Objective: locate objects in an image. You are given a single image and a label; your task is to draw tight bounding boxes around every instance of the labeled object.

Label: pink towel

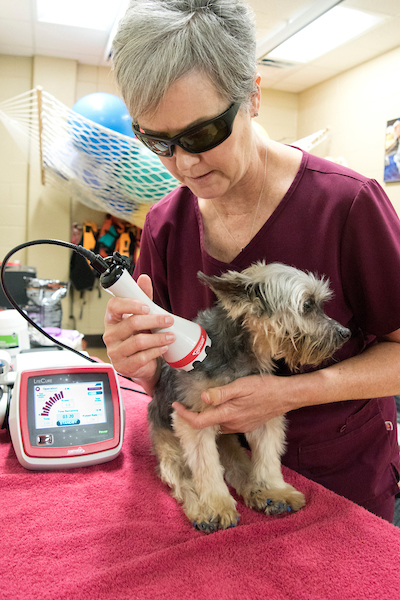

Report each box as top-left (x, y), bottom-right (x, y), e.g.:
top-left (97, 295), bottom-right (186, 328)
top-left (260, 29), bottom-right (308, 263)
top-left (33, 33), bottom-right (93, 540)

top-left (1, 379), bottom-right (400, 600)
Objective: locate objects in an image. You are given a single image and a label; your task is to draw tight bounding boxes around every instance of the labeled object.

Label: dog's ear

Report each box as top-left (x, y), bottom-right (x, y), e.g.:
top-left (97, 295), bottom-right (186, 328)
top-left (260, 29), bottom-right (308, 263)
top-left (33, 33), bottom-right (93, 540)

top-left (197, 270), bottom-right (248, 299)
top-left (197, 270), bottom-right (264, 317)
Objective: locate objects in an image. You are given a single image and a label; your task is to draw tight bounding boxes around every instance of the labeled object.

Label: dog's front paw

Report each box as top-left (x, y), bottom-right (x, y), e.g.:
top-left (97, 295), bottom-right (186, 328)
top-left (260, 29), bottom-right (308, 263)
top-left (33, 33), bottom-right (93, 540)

top-left (191, 504), bottom-right (240, 533)
top-left (244, 485), bottom-right (305, 515)
top-left (192, 514), bottom-right (239, 533)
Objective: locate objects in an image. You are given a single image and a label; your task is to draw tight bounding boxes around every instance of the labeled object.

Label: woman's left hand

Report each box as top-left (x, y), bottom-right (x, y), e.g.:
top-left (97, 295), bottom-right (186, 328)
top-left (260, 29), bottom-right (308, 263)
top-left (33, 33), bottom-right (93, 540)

top-left (172, 374), bottom-right (293, 433)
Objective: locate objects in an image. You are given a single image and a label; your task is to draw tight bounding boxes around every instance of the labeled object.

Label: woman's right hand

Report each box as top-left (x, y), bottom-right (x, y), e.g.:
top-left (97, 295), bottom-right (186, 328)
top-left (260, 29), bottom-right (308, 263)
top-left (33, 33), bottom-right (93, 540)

top-left (103, 274), bottom-right (175, 394)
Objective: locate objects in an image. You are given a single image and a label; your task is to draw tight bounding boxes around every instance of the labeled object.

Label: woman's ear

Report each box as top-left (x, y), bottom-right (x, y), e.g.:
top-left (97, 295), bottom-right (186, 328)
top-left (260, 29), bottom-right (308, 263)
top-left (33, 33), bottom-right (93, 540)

top-left (250, 73), bottom-right (261, 118)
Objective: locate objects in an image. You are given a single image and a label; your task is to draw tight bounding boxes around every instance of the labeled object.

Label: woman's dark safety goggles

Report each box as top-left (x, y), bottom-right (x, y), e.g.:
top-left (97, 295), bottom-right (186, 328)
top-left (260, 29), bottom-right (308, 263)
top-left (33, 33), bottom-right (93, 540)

top-left (132, 102), bottom-right (241, 157)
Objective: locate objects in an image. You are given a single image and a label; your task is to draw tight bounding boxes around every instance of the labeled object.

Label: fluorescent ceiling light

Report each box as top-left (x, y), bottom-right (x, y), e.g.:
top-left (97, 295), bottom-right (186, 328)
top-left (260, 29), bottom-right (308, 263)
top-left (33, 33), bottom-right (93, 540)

top-left (267, 6), bottom-right (383, 63)
top-left (36, 0), bottom-right (124, 31)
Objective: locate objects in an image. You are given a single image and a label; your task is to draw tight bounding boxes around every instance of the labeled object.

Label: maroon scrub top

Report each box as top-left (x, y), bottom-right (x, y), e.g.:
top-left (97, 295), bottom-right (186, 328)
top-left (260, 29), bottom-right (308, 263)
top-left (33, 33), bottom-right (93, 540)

top-left (134, 149), bottom-right (400, 518)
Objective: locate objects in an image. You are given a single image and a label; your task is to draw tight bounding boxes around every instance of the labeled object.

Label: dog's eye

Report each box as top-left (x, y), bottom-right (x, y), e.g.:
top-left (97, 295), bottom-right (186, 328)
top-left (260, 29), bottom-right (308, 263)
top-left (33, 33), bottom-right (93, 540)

top-left (302, 299), bottom-right (314, 313)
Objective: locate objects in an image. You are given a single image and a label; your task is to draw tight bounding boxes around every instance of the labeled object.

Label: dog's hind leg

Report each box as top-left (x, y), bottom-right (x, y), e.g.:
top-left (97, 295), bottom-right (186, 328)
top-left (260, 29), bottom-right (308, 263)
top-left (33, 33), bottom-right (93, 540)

top-left (172, 414), bottom-right (240, 533)
top-left (217, 434), bottom-right (251, 496)
top-left (244, 416), bottom-right (305, 515)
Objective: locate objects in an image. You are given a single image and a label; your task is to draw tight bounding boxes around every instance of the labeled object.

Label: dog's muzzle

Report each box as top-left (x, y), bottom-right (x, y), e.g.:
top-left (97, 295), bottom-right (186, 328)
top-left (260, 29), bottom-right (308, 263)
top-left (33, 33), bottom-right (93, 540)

top-left (336, 325), bottom-right (351, 342)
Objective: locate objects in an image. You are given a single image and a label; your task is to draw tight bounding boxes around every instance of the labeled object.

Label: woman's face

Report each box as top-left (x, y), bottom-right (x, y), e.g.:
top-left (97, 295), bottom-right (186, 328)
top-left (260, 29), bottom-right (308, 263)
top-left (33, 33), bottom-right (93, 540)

top-left (136, 71), bottom-right (259, 200)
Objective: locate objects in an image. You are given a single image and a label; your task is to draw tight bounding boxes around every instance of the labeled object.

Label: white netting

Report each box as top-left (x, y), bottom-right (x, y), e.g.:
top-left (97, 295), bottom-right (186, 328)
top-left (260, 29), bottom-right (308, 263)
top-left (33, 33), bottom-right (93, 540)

top-left (294, 127), bottom-right (330, 152)
top-left (0, 87), bottom-right (330, 228)
top-left (0, 87), bottom-right (179, 228)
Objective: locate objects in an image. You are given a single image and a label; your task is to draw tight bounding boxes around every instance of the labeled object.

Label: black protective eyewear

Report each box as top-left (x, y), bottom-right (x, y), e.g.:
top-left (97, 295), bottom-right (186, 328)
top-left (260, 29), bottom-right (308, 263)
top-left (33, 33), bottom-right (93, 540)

top-left (132, 102), bottom-right (241, 157)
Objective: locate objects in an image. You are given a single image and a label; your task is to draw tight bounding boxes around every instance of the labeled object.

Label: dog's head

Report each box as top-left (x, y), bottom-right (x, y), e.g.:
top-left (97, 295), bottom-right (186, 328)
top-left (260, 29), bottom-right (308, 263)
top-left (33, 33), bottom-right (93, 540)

top-left (198, 262), bottom-right (350, 371)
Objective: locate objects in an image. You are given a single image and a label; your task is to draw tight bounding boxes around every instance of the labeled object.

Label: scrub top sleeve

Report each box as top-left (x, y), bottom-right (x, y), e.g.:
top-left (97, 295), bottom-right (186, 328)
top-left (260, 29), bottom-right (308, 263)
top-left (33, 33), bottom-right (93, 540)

top-left (340, 179), bottom-right (400, 336)
top-left (133, 212), bottom-right (171, 312)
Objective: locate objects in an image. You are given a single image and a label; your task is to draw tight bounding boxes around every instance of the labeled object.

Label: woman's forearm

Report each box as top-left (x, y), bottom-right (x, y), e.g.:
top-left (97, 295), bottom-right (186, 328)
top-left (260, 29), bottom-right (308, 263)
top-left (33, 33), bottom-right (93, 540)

top-left (289, 340), bottom-right (400, 412)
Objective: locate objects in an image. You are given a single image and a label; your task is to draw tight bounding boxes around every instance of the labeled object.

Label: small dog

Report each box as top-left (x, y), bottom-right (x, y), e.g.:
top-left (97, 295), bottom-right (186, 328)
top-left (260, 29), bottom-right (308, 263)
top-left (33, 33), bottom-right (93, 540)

top-left (148, 262), bottom-right (350, 533)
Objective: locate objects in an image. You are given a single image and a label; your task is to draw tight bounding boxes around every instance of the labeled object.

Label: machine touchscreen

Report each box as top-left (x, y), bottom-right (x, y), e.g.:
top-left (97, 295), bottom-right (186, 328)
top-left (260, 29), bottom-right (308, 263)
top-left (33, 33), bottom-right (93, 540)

top-left (9, 363), bottom-right (124, 469)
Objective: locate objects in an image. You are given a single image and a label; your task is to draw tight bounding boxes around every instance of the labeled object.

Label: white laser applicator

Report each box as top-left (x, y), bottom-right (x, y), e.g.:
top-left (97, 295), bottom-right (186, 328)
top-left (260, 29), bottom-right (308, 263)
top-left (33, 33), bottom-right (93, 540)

top-left (99, 254), bottom-right (211, 372)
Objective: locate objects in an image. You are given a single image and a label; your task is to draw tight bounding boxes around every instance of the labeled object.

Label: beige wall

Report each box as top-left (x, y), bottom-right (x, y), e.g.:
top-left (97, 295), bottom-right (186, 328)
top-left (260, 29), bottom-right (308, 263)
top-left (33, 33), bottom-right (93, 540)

top-left (0, 56), bottom-right (32, 265)
top-left (26, 56), bottom-right (77, 282)
top-left (257, 88), bottom-right (298, 145)
top-left (0, 46), bottom-right (399, 334)
top-left (297, 45), bottom-right (400, 215)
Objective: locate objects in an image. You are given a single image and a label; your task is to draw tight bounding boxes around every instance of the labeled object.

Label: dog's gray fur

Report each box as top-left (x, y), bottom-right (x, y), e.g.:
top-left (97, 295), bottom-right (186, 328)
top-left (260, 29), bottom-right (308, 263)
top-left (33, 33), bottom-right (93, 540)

top-left (148, 262), bottom-right (350, 533)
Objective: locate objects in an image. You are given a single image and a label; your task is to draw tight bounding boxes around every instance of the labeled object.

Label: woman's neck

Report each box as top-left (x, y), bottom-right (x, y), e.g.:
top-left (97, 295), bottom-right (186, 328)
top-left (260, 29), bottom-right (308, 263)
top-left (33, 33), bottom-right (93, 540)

top-left (197, 141), bottom-right (303, 263)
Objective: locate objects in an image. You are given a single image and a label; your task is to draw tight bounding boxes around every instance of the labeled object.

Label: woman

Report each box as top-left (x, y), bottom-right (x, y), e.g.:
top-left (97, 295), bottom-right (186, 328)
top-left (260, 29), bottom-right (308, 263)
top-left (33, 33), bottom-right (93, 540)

top-left (104, 0), bottom-right (400, 522)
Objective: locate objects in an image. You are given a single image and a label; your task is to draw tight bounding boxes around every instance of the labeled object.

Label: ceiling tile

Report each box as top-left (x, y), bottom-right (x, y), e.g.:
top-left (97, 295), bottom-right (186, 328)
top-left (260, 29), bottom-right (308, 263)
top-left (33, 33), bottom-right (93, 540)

top-left (272, 64), bottom-right (340, 93)
top-left (258, 63), bottom-right (296, 87)
top-left (345, 0), bottom-right (400, 17)
top-left (0, 19), bottom-right (33, 48)
top-left (0, 0), bottom-right (32, 20)
top-left (33, 22), bottom-right (108, 54)
top-left (249, 0), bottom-right (317, 28)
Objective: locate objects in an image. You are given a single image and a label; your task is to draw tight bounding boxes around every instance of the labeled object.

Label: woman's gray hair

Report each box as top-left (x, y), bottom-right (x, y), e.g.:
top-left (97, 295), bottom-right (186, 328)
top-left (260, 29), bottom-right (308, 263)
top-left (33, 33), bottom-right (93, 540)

top-left (112, 0), bottom-right (257, 120)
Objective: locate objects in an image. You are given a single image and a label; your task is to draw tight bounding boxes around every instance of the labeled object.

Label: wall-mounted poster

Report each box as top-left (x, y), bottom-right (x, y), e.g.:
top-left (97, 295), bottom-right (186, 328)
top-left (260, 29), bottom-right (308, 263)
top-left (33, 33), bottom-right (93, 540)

top-left (384, 118), bottom-right (400, 183)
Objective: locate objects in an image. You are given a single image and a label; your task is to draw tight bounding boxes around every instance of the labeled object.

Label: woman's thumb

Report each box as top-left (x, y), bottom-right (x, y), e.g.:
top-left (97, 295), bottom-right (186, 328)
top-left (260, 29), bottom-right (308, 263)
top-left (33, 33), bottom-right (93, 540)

top-left (202, 380), bottom-right (240, 406)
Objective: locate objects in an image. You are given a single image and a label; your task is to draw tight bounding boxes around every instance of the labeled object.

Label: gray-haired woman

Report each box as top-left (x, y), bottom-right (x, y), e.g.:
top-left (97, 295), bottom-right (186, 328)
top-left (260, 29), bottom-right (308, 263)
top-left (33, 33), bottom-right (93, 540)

top-left (104, 0), bottom-right (400, 522)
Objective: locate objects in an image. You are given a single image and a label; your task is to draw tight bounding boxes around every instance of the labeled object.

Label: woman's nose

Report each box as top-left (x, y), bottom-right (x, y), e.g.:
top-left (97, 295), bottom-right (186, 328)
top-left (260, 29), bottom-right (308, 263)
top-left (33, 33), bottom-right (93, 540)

top-left (173, 145), bottom-right (201, 171)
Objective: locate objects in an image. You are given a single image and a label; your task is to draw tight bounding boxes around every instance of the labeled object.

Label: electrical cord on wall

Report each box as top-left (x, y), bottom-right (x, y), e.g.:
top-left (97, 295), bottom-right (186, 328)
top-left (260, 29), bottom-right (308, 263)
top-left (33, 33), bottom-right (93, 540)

top-left (0, 238), bottom-right (149, 396)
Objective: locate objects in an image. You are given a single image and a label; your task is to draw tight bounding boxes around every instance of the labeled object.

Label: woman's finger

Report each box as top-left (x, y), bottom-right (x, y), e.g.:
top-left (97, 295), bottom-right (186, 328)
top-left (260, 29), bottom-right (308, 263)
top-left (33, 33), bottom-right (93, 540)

top-left (172, 401), bottom-right (223, 430)
top-left (201, 379), bottom-right (247, 406)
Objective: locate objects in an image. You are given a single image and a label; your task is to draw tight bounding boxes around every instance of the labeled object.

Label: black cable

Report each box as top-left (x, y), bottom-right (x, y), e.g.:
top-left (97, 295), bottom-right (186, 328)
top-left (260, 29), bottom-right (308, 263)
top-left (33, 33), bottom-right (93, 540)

top-left (1, 238), bottom-right (149, 396)
top-left (120, 385), bottom-right (148, 395)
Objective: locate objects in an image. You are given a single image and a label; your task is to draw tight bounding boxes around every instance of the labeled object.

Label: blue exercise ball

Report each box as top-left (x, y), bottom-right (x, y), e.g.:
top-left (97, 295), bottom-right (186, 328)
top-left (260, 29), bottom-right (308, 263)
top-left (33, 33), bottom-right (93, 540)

top-left (72, 93), bottom-right (134, 136)
top-left (69, 93), bottom-right (134, 159)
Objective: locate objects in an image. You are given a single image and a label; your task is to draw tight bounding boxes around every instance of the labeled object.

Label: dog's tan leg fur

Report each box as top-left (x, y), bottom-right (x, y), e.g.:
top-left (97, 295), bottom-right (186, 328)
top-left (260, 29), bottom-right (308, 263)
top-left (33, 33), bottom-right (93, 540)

top-left (172, 414), bottom-right (239, 531)
top-left (244, 417), bottom-right (305, 514)
top-left (150, 426), bottom-right (202, 519)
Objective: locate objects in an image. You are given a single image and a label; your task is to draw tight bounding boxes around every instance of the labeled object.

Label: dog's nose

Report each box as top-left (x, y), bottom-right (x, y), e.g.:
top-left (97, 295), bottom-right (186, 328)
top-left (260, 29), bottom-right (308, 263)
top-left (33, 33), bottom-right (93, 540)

top-left (338, 326), bottom-right (351, 342)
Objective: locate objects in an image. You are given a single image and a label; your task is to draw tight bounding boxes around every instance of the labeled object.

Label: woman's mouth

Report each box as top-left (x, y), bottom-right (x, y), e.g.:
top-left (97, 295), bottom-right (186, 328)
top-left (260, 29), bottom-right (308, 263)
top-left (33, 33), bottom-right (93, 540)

top-left (187, 171), bottom-right (212, 181)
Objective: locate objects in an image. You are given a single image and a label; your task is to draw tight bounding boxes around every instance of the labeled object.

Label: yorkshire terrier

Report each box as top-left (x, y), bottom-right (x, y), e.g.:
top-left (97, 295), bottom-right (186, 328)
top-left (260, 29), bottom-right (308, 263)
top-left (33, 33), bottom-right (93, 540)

top-left (148, 262), bottom-right (350, 533)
